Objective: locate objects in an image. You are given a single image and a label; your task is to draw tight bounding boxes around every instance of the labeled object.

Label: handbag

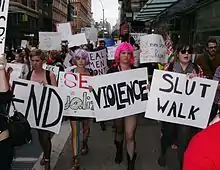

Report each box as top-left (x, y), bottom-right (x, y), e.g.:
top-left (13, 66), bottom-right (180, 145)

top-left (0, 101), bottom-right (32, 147)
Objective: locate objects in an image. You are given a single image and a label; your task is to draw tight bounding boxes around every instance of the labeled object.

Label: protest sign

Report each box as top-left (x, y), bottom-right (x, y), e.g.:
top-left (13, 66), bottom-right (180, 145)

top-left (58, 72), bottom-right (94, 117)
top-left (145, 70), bottom-right (218, 128)
top-left (107, 46), bottom-right (117, 60)
top-left (89, 49), bottom-right (108, 75)
top-left (140, 34), bottom-right (166, 64)
top-left (6, 63), bottom-right (25, 83)
top-left (81, 27), bottom-right (98, 42)
top-left (90, 68), bottom-right (149, 121)
top-left (130, 33), bottom-right (147, 45)
top-left (39, 32), bottom-right (62, 51)
top-left (42, 63), bottom-right (59, 80)
top-left (56, 22), bottom-right (72, 41)
top-left (21, 40), bottom-right (28, 48)
top-left (10, 79), bottom-right (66, 134)
top-left (68, 33), bottom-right (87, 48)
top-left (0, 0), bottom-right (9, 54)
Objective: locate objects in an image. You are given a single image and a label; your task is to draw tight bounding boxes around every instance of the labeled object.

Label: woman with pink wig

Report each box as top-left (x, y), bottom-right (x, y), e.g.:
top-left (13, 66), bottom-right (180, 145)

top-left (107, 42), bottom-right (136, 170)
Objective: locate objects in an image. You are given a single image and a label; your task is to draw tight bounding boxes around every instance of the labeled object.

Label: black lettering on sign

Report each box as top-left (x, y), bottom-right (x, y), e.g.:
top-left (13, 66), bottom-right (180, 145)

top-left (159, 74), bottom-right (173, 93)
top-left (42, 88), bottom-right (63, 128)
top-left (65, 92), bottom-right (94, 111)
top-left (9, 81), bottom-right (28, 112)
top-left (25, 85), bottom-right (47, 126)
top-left (157, 97), bottom-right (200, 120)
top-left (92, 80), bottom-right (148, 110)
top-left (0, 0), bottom-right (6, 12)
top-left (199, 83), bottom-right (211, 98)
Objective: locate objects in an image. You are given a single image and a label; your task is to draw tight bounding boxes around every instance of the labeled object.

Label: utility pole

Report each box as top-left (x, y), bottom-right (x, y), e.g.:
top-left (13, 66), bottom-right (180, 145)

top-left (99, 0), bottom-right (105, 38)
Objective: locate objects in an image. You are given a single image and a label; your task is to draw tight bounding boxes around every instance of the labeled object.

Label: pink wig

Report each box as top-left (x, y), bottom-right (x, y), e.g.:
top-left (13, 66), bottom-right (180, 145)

top-left (114, 42), bottom-right (134, 64)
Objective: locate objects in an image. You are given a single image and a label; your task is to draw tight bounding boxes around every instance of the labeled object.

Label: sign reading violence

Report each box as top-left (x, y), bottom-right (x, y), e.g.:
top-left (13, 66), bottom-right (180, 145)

top-left (58, 72), bottom-right (94, 118)
top-left (89, 49), bottom-right (108, 75)
top-left (145, 70), bottom-right (218, 128)
top-left (89, 68), bottom-right (149, 121)
top-left (10, 79), bottom-right (66, 134)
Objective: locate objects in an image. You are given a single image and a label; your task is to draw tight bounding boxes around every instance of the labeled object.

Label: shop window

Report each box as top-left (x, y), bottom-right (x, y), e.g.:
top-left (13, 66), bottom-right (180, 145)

top-left (31, 0), bottom-right (36, 10)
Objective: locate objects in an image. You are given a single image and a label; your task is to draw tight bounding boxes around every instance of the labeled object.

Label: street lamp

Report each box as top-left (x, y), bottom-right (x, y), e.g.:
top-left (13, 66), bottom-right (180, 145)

top-left (98, 0), bottom-right (105, 38)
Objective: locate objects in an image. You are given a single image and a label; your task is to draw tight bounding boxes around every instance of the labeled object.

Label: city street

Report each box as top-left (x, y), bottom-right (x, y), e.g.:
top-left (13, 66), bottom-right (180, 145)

top-left (54, 116), bottom-right (179, 170)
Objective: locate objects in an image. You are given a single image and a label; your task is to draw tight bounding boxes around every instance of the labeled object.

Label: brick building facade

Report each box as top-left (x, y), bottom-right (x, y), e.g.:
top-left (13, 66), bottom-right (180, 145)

top-left (72, 0), bottom-right (92, 33)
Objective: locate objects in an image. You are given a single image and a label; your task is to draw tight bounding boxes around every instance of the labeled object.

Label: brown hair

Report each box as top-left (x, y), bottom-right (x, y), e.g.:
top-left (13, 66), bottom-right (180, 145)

top-left (206, 38), bottom-right (217, 47)
top-left (29, 49), bottom-right (47, 61)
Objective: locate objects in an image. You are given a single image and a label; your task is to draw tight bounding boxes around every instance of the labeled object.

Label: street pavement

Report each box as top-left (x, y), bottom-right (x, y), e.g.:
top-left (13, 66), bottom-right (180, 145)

top-left (12, 130), bottom-right (42, 170)
top-left (54, 116), bottom-right (180, 170)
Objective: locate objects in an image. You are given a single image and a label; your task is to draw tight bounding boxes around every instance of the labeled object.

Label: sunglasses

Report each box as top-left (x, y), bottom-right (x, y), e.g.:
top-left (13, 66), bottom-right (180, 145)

top-left (208, 46), bottom-right (217, 49)
top-left (180, 49), bottom-right (193, 54)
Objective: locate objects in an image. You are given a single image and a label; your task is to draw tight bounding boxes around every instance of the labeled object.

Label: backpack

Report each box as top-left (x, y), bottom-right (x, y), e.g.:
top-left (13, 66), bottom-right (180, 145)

top-left (167, 62), bottom-right (200, 74)
top-left (26, 70), bottom-right (51, 85)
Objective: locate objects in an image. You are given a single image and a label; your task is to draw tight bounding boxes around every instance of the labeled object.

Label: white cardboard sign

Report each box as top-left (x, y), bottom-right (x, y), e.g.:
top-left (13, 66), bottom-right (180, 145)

top-left (89, 68), bottom-right (149, 121)
top-left (39, 32), bottom-right (62, 51)
top-left (56, 22), bottom-right (72, 41)
top-left (107, 46), bottom-right (117, 60)
top-left (0, 0), bottom-right (9, 54)
top-left (145, 70), bottom-right (218, 129)
top-left (140, 34), bottom-right (166, 64)
top-left (68, 33), bottom-right (87, 48)
top-left (89, 49), bottom-right (108, 75)
top-left (11, 79), bottom-right (67, 134)
top-left (58, 72), bottom-right (94, 118)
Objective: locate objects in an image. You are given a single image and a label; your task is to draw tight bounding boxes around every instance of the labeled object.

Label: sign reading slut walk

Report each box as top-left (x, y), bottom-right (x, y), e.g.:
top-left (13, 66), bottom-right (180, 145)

top-left (90, 68), bottom-right (149, 121)
top-left (145, 70), bottom-right (218, 128)
top-left (58, 72), bottom-right (94, 118)
top-left (10, 79), bottom-right (67, 134)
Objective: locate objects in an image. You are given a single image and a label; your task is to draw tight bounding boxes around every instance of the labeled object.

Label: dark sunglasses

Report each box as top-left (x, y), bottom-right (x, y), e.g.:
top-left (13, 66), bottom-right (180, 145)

top-left (208, 46), bottom-right (217, 49)
top-left (180, 49), bottom-right (193, 54)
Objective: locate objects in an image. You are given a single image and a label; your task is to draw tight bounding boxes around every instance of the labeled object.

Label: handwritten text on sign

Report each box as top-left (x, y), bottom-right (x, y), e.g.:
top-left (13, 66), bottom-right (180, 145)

top-left (89, 49), bottom-right (108, 75)
top-left (58, 72), bottom-right (94, 117)
top-left (90, 68), bottom-right (149, 121)
top-left (145, 70), bottom-right (218, 128)
top-left (0, 0), bottom-right (10, 54)
top-left (140, 34), bottom-right (166, 64)
top-left (11, 79), bottom-right (66, 134)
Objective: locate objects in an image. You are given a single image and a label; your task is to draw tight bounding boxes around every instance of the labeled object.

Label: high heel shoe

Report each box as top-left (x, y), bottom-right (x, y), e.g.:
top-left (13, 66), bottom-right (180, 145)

top-left (81, 140), bottom-right (89, 155)
top-left (71, 156), bottom-right (80, 170)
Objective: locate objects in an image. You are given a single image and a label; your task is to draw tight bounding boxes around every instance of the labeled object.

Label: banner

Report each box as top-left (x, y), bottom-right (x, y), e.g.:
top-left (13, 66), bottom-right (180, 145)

top-left (56, 22), bottom-right (72, 41)
top-left (90, 68), bottom-right (149, 121)
top-left (58, 72), bottom-right (94, 118)
top-left (39, 32), bottom-right (62, 51)
top-left (42, 63), bottom-right (59, 80)
top-left (0, 0), bottom-right (9, 54)
top-left (145, 70), bottom-right (218, 128)
top-left (11, 79), bottom-right (67, 134)
top-left (140, 34), bottom-right (166, 64)
top-left (21, 40), bottom-right (28, 48)
top-left (88, 49), bottom-right (108, 75)
top-left (81, 27), bottom-right (98, 42)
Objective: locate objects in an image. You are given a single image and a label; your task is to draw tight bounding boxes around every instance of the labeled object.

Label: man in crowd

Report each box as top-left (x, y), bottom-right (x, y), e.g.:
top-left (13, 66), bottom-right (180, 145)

top-left (196, 38), bottom-right (220, 122)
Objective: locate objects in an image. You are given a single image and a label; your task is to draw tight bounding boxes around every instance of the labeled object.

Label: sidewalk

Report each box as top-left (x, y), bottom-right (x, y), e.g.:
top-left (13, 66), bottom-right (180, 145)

top-left (54, 117), bottom-right (179, 170)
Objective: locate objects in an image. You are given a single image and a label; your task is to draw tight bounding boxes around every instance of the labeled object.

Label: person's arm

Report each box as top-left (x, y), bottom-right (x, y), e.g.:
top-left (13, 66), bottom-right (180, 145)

top-left (0, 54), bottom-right (9, 92)
top-left (50, 72), bottom-right (57, 86)
top-left (213, 67), bottom-right (220, 89)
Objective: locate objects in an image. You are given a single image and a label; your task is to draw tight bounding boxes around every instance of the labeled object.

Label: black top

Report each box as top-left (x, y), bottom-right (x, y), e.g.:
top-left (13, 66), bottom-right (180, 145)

top-left (107, 65), bottom-right (134, 74)
top-left (0, 90), bottom-right (12, 132)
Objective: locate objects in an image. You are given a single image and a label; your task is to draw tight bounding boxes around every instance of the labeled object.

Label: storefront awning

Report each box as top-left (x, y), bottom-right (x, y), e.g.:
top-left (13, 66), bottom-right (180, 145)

top-left (134, 0), bottom-right (179, 22)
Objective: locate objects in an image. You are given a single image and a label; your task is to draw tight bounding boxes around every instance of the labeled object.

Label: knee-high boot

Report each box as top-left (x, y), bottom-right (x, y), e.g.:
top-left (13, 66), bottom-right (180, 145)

top-left (114, 140), bottom-right (123, 164)
top-left (127, 152), bottom-right (137, 170)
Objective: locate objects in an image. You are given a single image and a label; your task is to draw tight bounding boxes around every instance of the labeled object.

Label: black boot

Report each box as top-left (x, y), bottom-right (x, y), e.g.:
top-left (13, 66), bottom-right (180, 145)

top-left (114, 140), bottom-right (123, 164)
top-left (127, 152), bottom-right (137, 170)
top-left (158, 155), bottom-right (166, 167)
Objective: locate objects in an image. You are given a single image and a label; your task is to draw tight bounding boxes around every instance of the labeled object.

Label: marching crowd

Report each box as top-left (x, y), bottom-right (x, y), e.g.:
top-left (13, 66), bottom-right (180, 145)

top-left (0, 36), bottom-right (220, 170)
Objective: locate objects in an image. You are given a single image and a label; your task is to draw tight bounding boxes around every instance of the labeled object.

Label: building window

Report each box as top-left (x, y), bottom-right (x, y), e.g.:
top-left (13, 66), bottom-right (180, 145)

top-left (30, 0), bottom-right (36, 10)
top-left (22, 0), bottom-right (28, 6)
